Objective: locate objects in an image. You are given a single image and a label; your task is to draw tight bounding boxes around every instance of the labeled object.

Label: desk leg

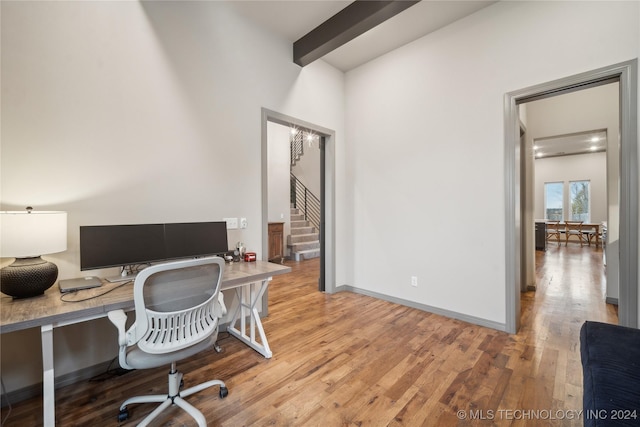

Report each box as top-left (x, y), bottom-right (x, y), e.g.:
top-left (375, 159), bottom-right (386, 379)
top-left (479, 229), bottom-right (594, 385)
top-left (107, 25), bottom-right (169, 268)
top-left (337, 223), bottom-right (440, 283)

top-left (227, 279), bottom-right (272, 358)
top-left (41, 324), bottom-right (55, 427)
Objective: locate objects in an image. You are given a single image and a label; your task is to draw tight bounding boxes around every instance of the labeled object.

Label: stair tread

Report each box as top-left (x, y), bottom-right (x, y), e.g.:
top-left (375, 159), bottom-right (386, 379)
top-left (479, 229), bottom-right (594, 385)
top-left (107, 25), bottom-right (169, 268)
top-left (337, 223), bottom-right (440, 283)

top-left (289, 235), bottom-right (319, 242)
top-left (291, 227), bottom-right (315, 234)
top-left (294, 248), bottom-right (321, 254)
top-left (289, 241), bottom-right (320, 251)
top-left (289, 241), bottom-right (320, 246)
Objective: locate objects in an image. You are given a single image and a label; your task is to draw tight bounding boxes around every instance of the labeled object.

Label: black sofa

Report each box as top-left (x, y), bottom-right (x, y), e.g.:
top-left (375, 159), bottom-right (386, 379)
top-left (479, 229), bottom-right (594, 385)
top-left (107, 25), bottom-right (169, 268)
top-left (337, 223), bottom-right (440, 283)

top-left (580, 321), bottom-right (640, 427)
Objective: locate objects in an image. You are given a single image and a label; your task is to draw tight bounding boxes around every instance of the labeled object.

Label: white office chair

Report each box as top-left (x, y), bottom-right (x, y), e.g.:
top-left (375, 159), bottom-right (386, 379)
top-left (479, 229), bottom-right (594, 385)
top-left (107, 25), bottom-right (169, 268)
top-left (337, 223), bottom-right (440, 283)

top-left (107, 257), bottom-right (228, 427)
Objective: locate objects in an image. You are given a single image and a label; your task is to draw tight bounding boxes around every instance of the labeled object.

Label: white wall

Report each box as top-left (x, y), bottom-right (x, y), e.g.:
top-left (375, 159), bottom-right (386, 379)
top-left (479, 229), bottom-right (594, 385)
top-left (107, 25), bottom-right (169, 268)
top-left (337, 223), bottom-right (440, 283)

top-left (344, 1), bottom-right (638, 326)
top-left (0, 1), bottom-right (345, 393)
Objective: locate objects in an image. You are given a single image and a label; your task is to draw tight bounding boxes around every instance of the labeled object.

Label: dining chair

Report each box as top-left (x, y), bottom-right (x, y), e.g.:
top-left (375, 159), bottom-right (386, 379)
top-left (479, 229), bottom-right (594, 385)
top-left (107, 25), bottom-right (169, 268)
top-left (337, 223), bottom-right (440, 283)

top-left (545, 220), bottom-right (562, 246)
top-left (565, 221), bottom-right (586, 246)
top-left (582, 225), bottom-right (598, 246)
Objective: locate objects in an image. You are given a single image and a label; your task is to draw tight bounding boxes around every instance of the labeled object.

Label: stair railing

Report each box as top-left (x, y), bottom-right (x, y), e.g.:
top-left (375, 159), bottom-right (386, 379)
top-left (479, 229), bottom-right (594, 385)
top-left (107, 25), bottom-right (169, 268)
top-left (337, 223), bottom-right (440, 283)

top-left (290, 173), bottom-right (320, 232)
top-left (290, 130), bottom-right (304, 166)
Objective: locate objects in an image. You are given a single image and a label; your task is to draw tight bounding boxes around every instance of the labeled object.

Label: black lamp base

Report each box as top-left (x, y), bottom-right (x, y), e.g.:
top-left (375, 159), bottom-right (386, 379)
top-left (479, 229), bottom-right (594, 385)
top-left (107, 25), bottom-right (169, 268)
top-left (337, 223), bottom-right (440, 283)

top-left (1, 257), bottom-right (58, 298)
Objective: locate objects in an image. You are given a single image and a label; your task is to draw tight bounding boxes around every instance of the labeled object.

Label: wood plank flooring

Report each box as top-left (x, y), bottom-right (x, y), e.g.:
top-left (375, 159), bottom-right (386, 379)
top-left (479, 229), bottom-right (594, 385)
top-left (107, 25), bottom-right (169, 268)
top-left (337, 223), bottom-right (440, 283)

top-left (2, 245), bottom-right (617, 426)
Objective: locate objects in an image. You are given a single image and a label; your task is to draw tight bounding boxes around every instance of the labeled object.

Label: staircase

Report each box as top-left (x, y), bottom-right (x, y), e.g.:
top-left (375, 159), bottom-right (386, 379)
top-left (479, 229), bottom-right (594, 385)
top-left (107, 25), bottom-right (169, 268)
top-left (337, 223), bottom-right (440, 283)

top-left (288, 207), bottom-right (320, 261)
top-left (291, 129), bottom-right (304, 166)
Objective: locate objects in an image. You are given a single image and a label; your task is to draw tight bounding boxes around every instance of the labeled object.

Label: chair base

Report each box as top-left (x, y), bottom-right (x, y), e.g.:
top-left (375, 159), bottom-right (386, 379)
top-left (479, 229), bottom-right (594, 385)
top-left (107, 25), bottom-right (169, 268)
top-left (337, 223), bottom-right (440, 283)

top-left (118, 366), bottom-right (227, 427)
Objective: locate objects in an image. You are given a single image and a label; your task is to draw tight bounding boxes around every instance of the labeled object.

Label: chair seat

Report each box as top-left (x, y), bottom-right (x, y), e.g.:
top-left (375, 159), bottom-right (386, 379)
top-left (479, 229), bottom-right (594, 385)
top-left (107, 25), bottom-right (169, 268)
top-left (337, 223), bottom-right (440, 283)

top-left (124, 331), bottom-right (217, 370)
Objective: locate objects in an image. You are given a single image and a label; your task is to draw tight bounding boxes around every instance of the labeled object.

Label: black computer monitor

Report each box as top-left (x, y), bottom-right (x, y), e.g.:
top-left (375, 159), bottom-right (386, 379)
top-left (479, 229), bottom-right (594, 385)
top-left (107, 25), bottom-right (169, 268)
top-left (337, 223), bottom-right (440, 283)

top-left (80, 224), bottom-right (166, 270)
top-left (165, 222), bottom-right (229, 260)
top-left (80, 221), bottom-right (229, 272)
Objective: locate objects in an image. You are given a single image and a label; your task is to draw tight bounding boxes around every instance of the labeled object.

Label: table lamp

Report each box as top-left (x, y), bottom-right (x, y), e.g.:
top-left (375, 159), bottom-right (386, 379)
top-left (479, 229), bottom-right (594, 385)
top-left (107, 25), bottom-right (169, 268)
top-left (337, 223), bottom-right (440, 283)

top-left (0, 208), bottom-right (67, 298)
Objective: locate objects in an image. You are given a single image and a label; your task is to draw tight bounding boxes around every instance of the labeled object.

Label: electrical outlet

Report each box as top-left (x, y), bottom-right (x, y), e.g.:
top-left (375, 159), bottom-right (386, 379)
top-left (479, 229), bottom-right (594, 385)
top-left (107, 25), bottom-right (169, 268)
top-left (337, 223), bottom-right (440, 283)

top-left (240, 218), bottom-right (248, 229)
top-left (223, 218), bottom-right (238, 230)
top-left (411, 276), bottom-right (418, 287)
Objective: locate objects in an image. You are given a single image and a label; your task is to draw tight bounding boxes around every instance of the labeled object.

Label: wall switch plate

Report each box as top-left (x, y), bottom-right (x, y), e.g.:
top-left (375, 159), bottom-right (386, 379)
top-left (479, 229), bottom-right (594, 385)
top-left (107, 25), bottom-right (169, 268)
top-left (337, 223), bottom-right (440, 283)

top-left (411, 276), bottom-right (418, 287)
top-left (240, 218), bottom-right (248, 229)
top-left (223, 218), bottom-right (238, 229)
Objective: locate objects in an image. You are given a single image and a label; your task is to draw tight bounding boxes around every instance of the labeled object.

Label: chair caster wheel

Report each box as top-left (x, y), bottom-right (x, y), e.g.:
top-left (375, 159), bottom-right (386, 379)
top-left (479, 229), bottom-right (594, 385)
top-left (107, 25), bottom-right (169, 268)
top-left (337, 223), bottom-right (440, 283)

top-left (118, 408), bottom-right (129, 422)
top-left (219, 386), bottom-right (229, 398)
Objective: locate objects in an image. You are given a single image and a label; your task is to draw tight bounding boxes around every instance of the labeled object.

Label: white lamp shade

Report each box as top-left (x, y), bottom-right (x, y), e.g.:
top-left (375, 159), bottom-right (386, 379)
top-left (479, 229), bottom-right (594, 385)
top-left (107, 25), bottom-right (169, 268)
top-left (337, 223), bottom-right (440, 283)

top-left (0, 211), bottom-right (67, 258)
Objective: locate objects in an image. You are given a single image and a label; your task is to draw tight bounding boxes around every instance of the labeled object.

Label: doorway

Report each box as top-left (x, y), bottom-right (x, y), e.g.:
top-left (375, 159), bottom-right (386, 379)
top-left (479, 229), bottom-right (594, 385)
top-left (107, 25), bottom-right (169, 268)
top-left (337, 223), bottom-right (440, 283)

top-left (504, 60), bottom-right (638, 333)
top-left (261, 108), bottom-right (336, 297)
top-left (523, 84), bottom-right (617, 299)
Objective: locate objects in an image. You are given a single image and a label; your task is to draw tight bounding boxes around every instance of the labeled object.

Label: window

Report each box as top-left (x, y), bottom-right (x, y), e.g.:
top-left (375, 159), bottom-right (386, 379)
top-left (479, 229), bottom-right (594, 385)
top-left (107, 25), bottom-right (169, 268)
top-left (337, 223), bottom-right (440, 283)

top-left (570, 180), bottom-right (590, 222)
top-left (544, 182), bottom-right (563, 220)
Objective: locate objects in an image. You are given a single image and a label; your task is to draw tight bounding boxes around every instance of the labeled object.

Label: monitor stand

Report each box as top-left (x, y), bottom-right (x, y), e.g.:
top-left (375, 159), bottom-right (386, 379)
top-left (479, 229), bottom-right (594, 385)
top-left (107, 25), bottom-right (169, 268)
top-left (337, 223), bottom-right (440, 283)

top-left (105, 273), bottom-right (138, 283)
top-left (105, 265), bottom-right (139, 283)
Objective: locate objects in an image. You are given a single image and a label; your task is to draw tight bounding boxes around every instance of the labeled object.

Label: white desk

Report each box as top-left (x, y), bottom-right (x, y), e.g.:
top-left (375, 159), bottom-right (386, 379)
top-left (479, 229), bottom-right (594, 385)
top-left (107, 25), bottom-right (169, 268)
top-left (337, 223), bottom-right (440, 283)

top-left (0, 260), bottom-right (290, 427)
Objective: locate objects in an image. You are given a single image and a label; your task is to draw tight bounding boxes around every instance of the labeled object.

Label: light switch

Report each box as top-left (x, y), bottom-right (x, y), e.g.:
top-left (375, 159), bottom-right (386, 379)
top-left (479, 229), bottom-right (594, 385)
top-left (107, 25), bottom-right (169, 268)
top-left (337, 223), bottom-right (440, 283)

top-left (223, 218), bottom-right (238, 229)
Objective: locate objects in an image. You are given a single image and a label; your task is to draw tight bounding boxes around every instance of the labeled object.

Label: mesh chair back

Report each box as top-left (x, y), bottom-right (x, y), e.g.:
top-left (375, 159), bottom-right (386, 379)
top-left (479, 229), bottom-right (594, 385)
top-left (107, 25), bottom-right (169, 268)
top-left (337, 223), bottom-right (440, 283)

top-left (131, 258), bottom-right (224, 354)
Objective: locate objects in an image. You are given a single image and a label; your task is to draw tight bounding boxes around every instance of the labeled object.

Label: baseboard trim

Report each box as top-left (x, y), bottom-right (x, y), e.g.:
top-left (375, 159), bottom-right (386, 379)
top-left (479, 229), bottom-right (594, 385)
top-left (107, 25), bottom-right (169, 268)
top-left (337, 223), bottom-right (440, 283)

top-left (1, 359), bottom-right (114, 408)
top-left (606, 297), bottom-right (619, 306)
top-left (334, 285), bottom-right (507, 332)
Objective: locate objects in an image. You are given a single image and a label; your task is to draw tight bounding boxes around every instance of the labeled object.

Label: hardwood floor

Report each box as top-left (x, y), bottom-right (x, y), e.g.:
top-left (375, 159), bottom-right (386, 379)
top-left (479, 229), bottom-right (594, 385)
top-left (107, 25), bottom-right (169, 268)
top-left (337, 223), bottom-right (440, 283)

top-left (2, 246), bottom-right (617, 426)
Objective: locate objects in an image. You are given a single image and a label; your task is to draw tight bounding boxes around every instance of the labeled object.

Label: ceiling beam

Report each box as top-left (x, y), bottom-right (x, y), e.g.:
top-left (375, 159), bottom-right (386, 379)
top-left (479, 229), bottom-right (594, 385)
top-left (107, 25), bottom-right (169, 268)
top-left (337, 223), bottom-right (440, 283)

top-left (293, 0), bottom-right (420, 67)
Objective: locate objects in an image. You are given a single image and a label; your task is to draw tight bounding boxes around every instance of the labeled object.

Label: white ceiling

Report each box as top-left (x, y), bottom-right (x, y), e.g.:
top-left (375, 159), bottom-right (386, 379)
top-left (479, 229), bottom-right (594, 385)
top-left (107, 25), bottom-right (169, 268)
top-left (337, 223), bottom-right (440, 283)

top-left (534, 130), bottom-right (608, 159)
top-left (228, 0), bottom-right (497, 72)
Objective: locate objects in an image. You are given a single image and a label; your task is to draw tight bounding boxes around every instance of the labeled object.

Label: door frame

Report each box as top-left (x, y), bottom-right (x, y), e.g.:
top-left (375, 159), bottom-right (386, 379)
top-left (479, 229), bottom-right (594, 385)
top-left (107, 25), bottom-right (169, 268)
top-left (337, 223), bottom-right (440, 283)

top-left (504, 60), bottom-right (638, 333)
top-left (261, 108), bottom-right (336, 297)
